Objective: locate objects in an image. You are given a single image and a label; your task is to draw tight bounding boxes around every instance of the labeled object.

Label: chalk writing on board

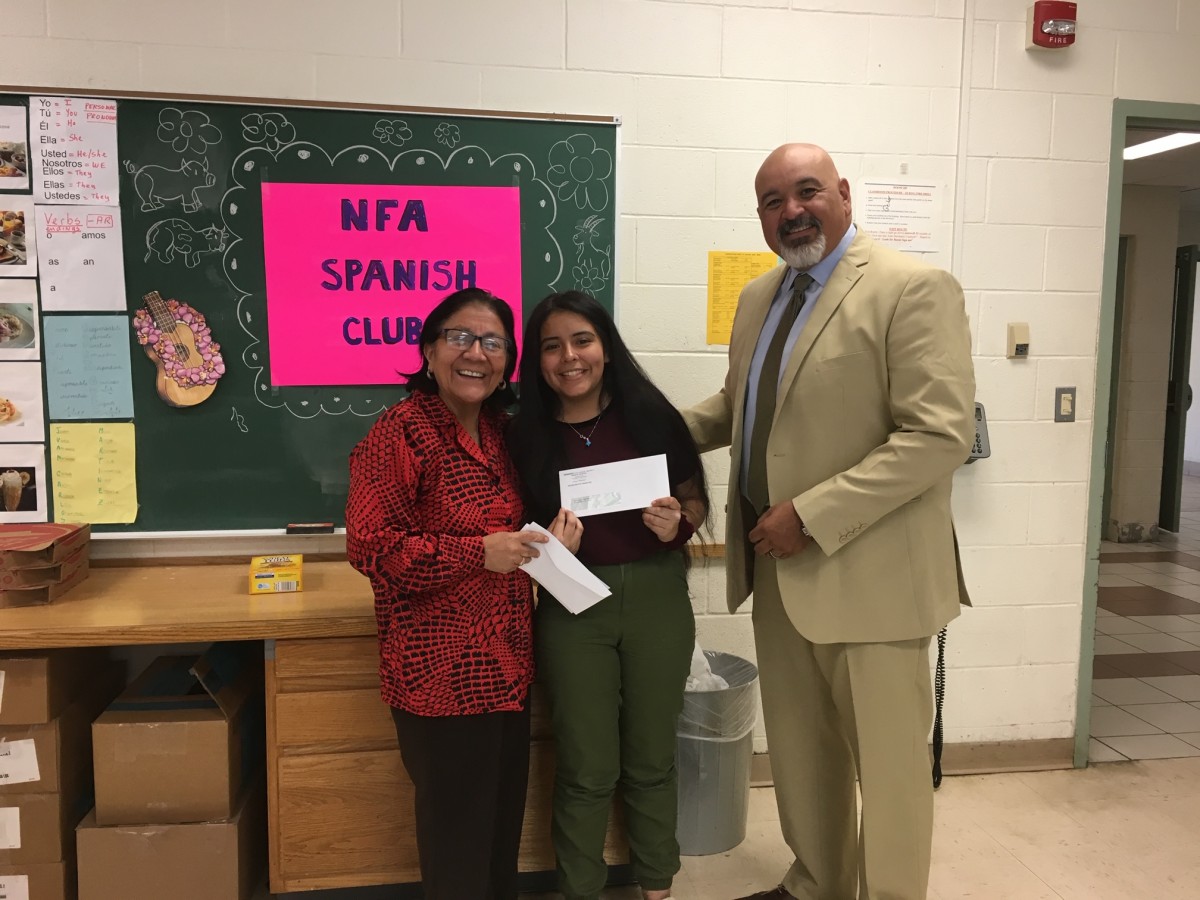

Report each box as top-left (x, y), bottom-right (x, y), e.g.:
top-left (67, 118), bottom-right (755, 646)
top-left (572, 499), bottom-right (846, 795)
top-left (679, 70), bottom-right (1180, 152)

top-left (124, 157), bottom-right (216, 213)
top-left (143, 218), bottom-right (227, 268)
top-left (30, 96), bottom-right (120, 205)
top-left (572, 215), bottom-right (612, 294)
top-left (156, 108), bottom-right (223, 156)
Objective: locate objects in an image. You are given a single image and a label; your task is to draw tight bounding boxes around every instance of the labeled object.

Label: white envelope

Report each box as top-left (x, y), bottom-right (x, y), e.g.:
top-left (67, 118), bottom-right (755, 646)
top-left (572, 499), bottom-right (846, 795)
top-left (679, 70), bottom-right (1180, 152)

top-left (518, 522), bottom-right (611, 615)
top-left (558, 453), bottom-right (670, 518)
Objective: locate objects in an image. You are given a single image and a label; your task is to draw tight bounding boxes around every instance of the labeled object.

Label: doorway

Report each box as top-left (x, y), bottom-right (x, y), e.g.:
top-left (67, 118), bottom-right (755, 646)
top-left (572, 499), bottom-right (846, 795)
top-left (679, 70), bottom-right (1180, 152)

top-left (1086, 105), bottom-right (1200, 766)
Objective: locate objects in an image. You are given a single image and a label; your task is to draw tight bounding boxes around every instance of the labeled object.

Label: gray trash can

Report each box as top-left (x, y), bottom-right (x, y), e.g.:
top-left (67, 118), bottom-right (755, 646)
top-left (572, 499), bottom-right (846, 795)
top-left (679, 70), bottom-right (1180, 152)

top-left (675, 650), bottom-right (759, 856)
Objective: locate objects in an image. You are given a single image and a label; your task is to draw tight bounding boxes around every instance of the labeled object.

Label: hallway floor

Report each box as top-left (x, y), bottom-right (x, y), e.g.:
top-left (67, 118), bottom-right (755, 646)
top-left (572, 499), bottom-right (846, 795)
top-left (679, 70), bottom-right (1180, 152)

top-left (1094, 475), bottom-right (1200, 761)
top-left (524, 760), bottom-right (1200, 898)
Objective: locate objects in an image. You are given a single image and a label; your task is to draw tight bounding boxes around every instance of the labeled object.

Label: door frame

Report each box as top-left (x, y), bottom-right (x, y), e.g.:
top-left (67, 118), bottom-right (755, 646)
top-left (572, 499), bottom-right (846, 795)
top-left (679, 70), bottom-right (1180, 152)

top-left (1160, 245), bottom-right (1200, 532)
top-left (1081, 100), bottom-right (1200, 766)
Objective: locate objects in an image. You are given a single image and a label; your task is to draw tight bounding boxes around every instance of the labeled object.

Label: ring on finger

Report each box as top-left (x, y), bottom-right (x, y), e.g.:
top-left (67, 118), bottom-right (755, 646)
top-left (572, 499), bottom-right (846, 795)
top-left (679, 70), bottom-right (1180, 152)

top-left (769, 550), bottom-right (783, 560)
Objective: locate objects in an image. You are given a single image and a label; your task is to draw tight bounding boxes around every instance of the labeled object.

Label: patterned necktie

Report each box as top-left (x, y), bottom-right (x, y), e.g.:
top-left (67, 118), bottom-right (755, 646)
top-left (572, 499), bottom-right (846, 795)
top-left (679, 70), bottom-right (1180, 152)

top-left (746, 273), bottom-right (814, 514)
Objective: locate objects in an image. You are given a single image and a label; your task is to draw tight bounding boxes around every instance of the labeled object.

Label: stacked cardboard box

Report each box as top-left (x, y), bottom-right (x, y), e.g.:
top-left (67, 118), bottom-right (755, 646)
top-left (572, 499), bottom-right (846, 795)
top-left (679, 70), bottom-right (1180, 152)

top-left (77, 644), bottom-right (266, 900)
top-left (0, 649), bottom-right (124, 900)
top-left (0, 524), bottom-right (91, 608)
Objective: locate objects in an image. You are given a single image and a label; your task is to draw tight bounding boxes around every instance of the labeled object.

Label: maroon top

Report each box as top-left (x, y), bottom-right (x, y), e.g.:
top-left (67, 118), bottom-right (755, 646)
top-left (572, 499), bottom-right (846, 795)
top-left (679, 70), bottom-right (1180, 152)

top-left (346, 391), bottom-right (534, 716)
top-left (557, 409), bottom-right (696, 567)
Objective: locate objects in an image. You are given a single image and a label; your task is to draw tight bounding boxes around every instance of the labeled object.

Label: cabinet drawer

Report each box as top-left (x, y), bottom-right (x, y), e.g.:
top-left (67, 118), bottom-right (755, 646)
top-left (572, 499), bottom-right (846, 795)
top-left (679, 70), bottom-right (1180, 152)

top-left (276, 749), bottom-right (419, 888)
top-left (275, 688), bottom-right (395, 754)
top-left (273, 637), bottom-right (379, 692)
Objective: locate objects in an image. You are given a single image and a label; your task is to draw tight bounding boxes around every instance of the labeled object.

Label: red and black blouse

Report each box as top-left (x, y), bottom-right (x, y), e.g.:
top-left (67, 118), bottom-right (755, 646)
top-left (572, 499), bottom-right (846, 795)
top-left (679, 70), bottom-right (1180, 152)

top-left (346, 390), bottom-right (534, 717)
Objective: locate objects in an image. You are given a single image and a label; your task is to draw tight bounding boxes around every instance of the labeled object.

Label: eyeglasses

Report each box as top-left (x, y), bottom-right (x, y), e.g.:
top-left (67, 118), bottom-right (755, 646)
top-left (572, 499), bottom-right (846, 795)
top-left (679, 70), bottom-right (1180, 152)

top-left (440, 328), bottom-right (512, 355)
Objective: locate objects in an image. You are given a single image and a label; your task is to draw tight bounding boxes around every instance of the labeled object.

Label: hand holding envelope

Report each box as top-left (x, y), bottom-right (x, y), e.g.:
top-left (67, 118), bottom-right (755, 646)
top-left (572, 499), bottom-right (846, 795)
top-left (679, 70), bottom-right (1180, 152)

top-left (518, 522), bottom-right (611, 615)
top-left (558, 454), bottom-right (670, 518)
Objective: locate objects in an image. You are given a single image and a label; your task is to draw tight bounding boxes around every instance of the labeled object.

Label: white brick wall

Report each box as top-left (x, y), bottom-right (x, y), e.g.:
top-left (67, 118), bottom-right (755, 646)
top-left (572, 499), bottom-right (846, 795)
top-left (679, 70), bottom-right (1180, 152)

top-left (18, 0), bottom-right (1200, 747)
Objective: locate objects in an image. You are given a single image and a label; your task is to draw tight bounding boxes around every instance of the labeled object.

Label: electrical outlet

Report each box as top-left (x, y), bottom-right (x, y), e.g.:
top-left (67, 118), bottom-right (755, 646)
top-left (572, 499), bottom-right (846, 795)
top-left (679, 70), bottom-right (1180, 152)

top-left (1055, 386), bottom-right (1076, 423)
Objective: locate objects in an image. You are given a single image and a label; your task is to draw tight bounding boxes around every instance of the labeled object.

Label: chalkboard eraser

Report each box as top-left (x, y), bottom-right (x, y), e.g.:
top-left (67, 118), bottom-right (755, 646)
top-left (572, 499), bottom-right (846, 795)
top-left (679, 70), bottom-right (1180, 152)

top-left (286, 522), bottom-right (335, 534)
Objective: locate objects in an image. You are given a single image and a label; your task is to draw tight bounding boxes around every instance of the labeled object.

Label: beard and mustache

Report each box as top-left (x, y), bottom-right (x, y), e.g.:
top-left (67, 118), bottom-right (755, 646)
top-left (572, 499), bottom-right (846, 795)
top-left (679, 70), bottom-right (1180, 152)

top-left (777, 214), bottom-right (827, 270)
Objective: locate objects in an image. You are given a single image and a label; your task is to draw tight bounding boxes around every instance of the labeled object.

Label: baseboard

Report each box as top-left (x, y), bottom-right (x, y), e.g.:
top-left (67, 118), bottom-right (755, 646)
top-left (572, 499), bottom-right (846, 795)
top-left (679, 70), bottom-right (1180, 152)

top-left (749, 738), bottom-right (1074, 786)
top-left (1184, 460), bottom-right (1200, 476)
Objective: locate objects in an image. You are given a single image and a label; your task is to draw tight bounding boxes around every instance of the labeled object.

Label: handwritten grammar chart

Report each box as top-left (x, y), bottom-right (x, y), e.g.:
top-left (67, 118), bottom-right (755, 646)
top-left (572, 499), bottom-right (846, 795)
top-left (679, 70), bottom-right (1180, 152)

top-left (42, 316), bottom-right (134, 420)
top-left (35, 205), bottom-right (127, 310)
top-left (50, 422), bottom-right (137, 524)
top-left (30, 96), bottom-right (119, 206)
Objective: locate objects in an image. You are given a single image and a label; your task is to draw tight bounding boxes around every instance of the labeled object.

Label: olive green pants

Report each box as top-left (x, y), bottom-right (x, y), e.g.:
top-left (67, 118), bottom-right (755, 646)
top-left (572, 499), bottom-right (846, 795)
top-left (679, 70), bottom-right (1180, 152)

top-left (536, 552), bottom-right (695, 900)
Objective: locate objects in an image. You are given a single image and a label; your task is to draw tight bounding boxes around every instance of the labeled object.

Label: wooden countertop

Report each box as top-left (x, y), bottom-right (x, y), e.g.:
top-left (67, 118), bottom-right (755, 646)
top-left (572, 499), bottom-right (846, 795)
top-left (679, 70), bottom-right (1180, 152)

top-left (0, 561), bottom-right (376, 648)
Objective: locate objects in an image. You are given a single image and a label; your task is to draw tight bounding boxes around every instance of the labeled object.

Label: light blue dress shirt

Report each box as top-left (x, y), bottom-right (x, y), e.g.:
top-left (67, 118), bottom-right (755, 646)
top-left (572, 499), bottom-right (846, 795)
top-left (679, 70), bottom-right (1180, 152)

top-left (739, 224), bottom-right (858, 500)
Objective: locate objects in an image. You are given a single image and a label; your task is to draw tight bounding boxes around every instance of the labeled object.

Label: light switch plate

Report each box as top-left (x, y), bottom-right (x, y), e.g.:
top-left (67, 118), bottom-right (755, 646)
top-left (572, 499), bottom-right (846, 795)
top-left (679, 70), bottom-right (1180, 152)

top-left (1055, 386), bottom-right (1076, 423)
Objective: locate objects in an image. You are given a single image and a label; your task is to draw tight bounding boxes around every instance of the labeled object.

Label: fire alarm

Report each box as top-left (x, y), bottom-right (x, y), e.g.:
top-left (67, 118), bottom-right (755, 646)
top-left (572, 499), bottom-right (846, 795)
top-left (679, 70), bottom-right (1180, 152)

top-left (1027, 1), bottom-right (1077, 50)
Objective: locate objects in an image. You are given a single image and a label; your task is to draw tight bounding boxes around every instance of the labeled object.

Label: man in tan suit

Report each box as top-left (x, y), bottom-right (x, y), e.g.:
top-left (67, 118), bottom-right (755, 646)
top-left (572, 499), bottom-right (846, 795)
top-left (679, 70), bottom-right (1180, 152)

top-left (684, 144), bottom-right (975, 899)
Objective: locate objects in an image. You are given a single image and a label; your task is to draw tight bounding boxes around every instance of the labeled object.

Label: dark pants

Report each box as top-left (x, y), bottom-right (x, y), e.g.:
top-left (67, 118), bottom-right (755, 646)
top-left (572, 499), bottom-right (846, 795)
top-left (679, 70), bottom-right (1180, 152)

top-left (390, 703), bottom-right (531, 900)
top-left (536, 552), bottom-right (695, 900)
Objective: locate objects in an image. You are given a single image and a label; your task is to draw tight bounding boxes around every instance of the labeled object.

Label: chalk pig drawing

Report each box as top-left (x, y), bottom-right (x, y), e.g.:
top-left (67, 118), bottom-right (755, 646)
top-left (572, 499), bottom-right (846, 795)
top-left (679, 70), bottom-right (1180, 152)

top-left (124, 158), bottom-right (217, 213)
top-left (144, 219), bottom-right (227, 268)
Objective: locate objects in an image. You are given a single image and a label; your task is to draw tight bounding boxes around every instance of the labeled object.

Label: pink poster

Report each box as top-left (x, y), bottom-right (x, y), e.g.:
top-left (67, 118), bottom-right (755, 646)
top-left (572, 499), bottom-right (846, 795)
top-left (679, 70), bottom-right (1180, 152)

top-left (261, 182), bottom-right (523, 386)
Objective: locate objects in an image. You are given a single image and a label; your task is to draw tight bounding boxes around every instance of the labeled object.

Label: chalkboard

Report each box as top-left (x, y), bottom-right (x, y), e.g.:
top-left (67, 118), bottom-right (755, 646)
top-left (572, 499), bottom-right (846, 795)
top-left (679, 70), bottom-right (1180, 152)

top-left (5, 90), bottom-right (618, 533)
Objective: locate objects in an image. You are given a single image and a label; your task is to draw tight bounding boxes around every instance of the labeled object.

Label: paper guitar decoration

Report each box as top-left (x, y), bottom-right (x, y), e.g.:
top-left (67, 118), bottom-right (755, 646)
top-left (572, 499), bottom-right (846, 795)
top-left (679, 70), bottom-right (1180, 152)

top-left (132, 290), bottom-right (226, 407)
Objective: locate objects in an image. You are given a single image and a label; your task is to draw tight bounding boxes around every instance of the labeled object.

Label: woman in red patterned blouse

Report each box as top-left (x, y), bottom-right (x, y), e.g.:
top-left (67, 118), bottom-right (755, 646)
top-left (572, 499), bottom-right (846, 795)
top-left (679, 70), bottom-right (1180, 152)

top-left (346, 288), bottom-right (560, 900)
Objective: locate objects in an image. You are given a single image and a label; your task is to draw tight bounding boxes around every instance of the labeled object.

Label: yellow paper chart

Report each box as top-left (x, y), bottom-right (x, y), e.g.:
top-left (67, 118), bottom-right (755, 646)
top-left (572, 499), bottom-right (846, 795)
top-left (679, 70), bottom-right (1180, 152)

top-left (707, 251), bottom-right (780, 345)
top-left (50, 422), bottom-right (138, 524)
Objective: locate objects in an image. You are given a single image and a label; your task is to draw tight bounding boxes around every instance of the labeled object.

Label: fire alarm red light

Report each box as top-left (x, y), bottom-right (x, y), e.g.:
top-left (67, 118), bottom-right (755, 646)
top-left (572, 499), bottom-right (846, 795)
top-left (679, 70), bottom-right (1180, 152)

top-left (1027, 1), bottom-right (1077, 50)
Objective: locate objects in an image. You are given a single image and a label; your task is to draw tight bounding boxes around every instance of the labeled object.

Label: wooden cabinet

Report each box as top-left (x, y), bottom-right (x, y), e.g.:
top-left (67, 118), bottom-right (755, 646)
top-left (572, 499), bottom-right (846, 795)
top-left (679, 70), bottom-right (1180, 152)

top-left (266, 636), bottom-right (628, 893)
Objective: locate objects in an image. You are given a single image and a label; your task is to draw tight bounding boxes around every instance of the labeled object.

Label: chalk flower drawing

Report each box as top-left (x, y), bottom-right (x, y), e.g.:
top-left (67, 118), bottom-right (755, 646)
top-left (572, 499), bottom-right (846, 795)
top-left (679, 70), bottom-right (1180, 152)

top-left (156, 108), bottom-right (223, 155)
top-left (373, 119), bottom-right (412, 147)
top-left (434, 123), bottom-right (461, 149)
top-left (547, 135), bottom-right (611, 211)
top-left (241, 113), bottom-right (296, 152)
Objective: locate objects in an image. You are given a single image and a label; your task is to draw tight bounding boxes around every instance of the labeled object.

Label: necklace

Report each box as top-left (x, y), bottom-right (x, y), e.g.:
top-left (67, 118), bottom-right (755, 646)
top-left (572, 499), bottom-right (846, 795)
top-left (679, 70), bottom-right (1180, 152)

top-left (564, 407), bottom-right (604, 447)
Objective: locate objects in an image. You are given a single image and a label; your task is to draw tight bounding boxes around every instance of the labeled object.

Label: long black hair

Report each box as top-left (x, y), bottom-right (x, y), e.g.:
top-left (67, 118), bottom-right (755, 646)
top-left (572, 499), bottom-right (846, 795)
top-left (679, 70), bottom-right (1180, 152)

top-left (400, 287), bottom-right (518, 412)
top-left (508, 290), bottom-right (709, 534)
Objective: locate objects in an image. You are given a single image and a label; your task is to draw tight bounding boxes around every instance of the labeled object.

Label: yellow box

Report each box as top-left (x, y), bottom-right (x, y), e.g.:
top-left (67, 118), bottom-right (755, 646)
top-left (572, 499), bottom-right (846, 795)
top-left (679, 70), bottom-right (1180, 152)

top-left (248, 554), bottom-right (303, 594)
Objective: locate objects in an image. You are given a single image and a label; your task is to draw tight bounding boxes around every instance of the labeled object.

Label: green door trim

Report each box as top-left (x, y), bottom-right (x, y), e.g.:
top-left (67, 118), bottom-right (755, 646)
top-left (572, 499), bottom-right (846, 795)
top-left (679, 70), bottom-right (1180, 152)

top-left (1080, 99), bottom-right (1200, 767)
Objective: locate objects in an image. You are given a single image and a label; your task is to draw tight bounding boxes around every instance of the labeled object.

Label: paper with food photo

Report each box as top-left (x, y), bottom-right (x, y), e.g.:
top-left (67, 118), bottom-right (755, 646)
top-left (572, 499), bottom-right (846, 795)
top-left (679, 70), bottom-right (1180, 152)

top-left (0, 198), bottom-right (38, 277)
top-left (0, 362), bottom-right (46, 442)
top-left (0, 444), bottom-right (47, 524)
top-left (0, 281), bottom-right (40, 361)
top-left (0, 105), bottom-right (30, 192)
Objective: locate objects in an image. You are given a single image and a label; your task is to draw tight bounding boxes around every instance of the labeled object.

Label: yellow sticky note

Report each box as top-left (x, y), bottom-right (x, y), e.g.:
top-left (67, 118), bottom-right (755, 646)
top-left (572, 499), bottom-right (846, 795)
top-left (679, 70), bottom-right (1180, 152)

top-left (50, 423), bottom-right (138, 524)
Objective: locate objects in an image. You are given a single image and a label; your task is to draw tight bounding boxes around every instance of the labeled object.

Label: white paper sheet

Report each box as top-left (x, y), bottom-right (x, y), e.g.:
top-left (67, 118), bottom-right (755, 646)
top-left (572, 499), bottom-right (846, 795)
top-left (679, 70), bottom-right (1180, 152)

top-left (0, 806), bottom-right (18, 850)
top-left (518, 522), bottom-right (611, 615)
top-left (559, 453), bottom-right (670, 518)
top-left (0, 739), bottom-right (40, 786)
top-left (35, 205), bottom-right (127, 311)
top-left (30, 96), bottom-right (119, 206)
top-left (0, 874), bottom-right (29, 900)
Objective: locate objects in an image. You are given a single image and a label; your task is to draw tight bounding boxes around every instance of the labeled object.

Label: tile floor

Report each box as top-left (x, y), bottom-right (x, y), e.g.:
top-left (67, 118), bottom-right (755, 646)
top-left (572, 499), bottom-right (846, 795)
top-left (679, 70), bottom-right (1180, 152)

top-left (1093, 475), bottom-right (1200, 761)
top-left (272, 759), bottom-right (1200, 899)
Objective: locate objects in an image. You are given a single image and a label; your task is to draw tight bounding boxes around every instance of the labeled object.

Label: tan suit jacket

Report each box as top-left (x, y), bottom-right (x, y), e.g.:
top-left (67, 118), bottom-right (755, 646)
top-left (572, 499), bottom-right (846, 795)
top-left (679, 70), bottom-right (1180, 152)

top-left (685, 230), bottom-right (975, 644)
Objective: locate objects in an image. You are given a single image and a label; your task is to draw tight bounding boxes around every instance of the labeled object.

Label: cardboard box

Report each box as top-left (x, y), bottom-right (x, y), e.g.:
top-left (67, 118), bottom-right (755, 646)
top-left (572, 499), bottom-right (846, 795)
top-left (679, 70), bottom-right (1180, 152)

top-left (0, 649), bottom-right (110, 726)
top-left (0, 550), bottom-right (90, 608)
top-left (76, 778), bottom-right (264, 900)
top-left (0, 662), bottom-right (124, 796)
top-left (0, 786), bottom-right (91, 865)
top-left (0, 861), bottom-right (72, 900)
top-left (248, 554), bottom-right (303, 594)
top-left (92, 645), bottom-right (260, 826)
top-left (0, 524), bottom-right (90, 568)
